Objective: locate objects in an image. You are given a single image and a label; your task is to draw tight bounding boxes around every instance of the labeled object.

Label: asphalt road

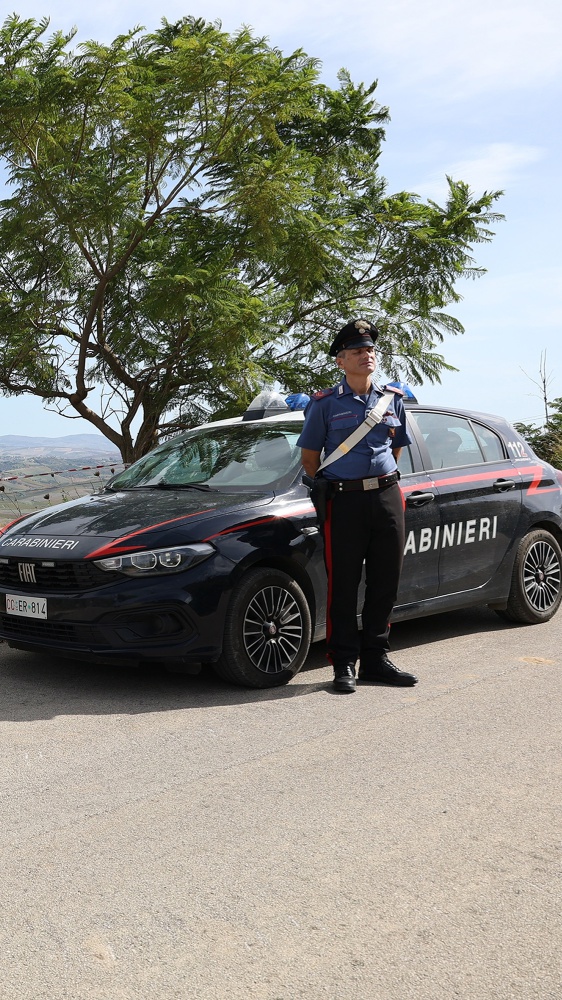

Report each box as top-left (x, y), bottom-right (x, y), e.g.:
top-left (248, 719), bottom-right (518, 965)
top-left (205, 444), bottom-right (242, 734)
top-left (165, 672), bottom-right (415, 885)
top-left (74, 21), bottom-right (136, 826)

top-left (0, 606), bottom-right (560, 1000)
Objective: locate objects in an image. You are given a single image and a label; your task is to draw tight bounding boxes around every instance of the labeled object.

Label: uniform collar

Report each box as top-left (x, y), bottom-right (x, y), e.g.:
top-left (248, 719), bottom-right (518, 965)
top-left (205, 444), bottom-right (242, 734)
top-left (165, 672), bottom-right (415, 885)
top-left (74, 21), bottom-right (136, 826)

top-left (338, 376), bottom-right (381, 398)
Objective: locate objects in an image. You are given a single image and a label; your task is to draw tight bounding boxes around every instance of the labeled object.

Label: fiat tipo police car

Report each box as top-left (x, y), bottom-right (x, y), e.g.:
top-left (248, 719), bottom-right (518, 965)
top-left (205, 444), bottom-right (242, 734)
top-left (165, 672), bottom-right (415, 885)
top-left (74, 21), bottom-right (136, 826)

top-left (1, 392), bottom-right (561, 688)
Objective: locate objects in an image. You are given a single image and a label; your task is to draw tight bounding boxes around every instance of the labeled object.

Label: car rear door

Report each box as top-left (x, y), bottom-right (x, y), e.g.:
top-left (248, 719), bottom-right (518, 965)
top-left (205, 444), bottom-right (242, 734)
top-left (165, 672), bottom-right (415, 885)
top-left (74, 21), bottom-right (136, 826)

top-left (410, 410), bottom-right (523, 596)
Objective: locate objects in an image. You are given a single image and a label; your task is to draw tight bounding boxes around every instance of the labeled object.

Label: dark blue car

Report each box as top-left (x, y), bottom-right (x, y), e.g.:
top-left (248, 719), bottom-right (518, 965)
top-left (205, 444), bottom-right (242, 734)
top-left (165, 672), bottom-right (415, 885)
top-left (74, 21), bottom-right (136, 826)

top-left (1, 400), bottom-right (561, 687)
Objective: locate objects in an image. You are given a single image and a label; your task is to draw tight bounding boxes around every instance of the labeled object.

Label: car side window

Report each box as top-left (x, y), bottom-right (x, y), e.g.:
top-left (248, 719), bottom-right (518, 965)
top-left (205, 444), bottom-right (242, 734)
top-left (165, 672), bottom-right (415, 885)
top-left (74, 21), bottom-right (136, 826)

top-left (412, 412), bottom-right (484, 470)
top-left (472, 422), bottom-right (505, 462)
top-left (396, 446), bottom-right (414, 475)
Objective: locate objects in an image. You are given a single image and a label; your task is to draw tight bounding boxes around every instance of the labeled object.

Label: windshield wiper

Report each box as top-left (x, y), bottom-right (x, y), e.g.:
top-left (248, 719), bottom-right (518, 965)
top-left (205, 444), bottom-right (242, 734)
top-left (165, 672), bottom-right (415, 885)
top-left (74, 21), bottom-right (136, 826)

top-left (133, 482), bottom-right (219, 492)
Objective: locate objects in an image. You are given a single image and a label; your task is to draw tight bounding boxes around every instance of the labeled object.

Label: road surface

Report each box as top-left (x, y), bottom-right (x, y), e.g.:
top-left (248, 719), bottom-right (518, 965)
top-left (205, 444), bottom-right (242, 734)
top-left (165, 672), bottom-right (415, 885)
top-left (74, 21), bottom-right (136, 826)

top-left (0, 606), bottom-right (560, 999)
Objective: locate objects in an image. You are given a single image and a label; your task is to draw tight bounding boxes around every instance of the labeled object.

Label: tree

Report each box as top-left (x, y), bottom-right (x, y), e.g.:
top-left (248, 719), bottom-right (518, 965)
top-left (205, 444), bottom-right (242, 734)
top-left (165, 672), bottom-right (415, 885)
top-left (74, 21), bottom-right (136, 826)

top-left (515, 354), bottom-right (562, 467)
top-left (0, 14), bottom-right (503, 461)
top-left (520, 351), bottom-right (554, 428)
top-left (515, 396), bottom-right (562, 468)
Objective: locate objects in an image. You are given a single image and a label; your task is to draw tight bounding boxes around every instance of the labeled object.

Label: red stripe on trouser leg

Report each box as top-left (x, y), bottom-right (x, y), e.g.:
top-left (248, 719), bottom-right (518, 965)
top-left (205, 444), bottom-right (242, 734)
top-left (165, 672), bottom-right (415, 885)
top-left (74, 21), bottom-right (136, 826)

top-left (323, 498), bottom-right (334, 661)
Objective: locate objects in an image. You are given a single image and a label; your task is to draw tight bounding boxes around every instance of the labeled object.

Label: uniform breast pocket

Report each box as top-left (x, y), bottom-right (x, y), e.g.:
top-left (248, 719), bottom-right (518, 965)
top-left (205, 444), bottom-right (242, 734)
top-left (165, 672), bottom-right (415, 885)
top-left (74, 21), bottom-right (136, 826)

top-left (329, 414), bottom-right (360, 441)
top-left (329, 415), bottom-right (359, 431)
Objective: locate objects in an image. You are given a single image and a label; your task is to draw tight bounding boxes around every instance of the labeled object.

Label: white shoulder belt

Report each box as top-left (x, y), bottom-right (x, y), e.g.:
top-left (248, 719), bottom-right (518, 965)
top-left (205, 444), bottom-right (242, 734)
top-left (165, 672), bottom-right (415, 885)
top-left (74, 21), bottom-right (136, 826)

top-left (317, 391), bottom-right (396, 473)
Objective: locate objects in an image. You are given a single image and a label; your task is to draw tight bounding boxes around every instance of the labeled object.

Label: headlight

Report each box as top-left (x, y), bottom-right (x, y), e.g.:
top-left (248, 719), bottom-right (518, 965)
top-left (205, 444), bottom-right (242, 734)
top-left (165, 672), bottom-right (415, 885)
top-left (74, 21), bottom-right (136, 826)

top-left (94, 543), bottom-right (215, 576)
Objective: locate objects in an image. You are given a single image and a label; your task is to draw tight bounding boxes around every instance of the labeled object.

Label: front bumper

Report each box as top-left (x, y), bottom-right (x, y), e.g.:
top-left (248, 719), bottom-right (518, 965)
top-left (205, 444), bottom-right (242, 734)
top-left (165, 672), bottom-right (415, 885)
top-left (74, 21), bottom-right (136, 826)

top-left (0, 556), bottom-right (235, 666)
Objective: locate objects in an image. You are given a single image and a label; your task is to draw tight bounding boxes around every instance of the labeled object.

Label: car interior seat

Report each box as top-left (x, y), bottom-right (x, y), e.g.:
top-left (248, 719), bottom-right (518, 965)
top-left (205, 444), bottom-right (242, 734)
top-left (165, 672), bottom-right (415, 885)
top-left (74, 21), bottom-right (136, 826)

top-left (424, 430), bottom-right (463, 469)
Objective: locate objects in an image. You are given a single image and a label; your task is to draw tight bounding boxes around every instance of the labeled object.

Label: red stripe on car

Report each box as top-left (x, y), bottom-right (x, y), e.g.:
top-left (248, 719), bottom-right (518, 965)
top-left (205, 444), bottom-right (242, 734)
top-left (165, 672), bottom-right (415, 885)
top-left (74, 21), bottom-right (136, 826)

top-left (204, 516), bottom-right (277, 541)
top-left (203, 506), bottom-right (316, 541)
top-left (401, 464), bottom-right (554, 495)
top-left (86, 512), bottom-right (208, 560)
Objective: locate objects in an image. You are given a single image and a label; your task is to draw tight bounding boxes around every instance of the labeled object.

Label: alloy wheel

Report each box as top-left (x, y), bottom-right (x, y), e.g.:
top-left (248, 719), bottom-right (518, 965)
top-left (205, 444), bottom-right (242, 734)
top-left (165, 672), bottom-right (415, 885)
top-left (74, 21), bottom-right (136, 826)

top-left (522, 539), bottom-right (562, 613)
top-left (243, 585), bottom-right (304, 673)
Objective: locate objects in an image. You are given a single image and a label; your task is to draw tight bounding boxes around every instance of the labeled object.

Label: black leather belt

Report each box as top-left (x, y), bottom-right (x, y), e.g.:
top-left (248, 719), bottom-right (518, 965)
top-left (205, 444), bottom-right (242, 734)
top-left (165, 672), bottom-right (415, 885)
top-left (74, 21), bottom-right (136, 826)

top-left (332, 472), bottom-right (399, 492)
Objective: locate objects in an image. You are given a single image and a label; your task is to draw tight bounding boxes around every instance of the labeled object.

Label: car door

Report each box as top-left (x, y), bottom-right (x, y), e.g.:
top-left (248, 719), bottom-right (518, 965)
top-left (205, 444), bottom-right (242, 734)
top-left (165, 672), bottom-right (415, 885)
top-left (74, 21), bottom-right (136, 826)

top-left (395, 432), bottom-right (441, 606)
top-left (410, 410), bottom-right (523, 596)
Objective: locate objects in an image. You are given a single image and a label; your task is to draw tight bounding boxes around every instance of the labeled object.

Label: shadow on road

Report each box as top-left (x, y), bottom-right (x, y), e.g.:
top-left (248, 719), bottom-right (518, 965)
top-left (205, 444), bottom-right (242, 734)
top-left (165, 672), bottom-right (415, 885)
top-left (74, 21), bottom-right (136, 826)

top-left (0, 605), bottom-right (524, 723)
top-left (390, 604), bottom-right (520, 651)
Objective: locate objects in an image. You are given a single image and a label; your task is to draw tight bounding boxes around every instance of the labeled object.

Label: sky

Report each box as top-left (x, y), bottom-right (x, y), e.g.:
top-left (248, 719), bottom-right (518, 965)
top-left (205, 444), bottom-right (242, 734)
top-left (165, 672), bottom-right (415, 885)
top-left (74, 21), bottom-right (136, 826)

top-left (1, 0), bottom-right (561, 437)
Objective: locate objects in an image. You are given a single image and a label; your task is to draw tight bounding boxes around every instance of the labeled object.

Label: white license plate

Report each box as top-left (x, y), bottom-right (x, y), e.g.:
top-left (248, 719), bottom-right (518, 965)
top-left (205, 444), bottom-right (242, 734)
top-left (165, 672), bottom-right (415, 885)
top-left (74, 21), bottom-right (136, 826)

top-left (5, 594), bottom-right (48, 619)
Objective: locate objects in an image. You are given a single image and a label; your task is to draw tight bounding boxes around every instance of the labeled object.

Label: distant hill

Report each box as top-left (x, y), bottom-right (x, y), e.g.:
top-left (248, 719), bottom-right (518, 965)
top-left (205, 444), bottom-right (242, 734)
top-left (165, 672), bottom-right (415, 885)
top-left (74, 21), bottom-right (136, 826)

top-left (0, 434), bottom-right (120, 455)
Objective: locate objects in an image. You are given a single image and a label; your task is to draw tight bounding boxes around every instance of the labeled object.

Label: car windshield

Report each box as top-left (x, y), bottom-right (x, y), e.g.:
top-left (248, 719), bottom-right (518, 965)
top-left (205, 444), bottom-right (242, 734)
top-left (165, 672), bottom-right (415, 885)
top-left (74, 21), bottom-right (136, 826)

top-left (108, 422), bottom-right (303, 492)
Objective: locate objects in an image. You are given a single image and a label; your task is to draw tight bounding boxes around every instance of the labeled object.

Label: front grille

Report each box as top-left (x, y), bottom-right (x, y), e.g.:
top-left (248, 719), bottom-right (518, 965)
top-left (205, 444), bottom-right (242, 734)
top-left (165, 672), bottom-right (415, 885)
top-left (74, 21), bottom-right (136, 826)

top-left (0, 604), bottom-right (194, 649)
top-left (0, 614), bottom-right (102, 646)
top-left (0, 559), bottom-right (120, 591)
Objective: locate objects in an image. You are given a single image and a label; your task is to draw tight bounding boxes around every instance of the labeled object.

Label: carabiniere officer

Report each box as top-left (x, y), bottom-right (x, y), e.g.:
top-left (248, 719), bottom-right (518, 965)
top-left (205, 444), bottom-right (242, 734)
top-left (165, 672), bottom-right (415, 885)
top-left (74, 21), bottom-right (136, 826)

top-left (297, 318), bottom-right (418, 693)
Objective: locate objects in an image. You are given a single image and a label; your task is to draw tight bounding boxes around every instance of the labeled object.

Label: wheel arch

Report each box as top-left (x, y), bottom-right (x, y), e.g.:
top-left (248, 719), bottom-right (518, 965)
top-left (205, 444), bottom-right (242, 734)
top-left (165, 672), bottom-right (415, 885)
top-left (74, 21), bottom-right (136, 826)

top-left (496, 524), bottom-right (562, 624)
top-left (215, 561), bottom-right (313, 688)
top-left (529, 518), bottom-right (562, 549)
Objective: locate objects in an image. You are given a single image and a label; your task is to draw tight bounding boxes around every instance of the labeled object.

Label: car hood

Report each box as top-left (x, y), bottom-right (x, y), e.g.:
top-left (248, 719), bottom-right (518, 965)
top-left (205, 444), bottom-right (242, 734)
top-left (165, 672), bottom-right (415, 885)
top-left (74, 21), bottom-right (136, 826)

top-left (0, 489), bottom-right (274, 560)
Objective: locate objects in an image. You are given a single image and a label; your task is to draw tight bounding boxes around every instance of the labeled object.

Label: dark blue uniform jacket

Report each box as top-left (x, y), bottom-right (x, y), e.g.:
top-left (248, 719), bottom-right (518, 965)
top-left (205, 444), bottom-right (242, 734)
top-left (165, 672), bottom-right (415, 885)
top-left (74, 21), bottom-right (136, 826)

top-left (296, 378), bottom-right (411, 480)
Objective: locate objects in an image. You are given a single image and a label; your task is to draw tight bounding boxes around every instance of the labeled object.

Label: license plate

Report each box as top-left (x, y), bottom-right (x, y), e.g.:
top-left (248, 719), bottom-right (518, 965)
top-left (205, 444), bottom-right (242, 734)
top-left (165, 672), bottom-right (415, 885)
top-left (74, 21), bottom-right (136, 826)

top-left (5, 594), bottom-right (48, 619)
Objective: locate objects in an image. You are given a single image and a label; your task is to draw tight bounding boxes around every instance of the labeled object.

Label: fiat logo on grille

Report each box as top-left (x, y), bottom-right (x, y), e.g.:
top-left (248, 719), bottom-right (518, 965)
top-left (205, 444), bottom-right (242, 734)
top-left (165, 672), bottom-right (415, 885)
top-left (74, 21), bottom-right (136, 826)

top-left (18, 562), bottom-right (37, 584)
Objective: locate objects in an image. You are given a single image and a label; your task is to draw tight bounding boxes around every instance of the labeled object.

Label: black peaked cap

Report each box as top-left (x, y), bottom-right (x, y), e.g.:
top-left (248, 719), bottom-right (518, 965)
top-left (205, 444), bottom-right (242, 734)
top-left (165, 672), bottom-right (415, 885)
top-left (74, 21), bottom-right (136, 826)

top-left (329, 318), bottom-right (379, 357)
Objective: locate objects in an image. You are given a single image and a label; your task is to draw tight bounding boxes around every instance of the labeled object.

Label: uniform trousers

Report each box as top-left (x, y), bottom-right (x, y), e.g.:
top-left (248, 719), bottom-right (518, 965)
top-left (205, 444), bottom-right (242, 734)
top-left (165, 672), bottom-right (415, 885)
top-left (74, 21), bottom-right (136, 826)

top-left (322, 482), bottom-right (405, 666)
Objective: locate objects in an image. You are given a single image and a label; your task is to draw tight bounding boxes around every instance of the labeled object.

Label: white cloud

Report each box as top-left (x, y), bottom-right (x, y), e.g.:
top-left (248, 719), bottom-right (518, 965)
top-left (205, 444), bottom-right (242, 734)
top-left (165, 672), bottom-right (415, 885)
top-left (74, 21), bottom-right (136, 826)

top-left (412, 142), bottom-right (545, 200)
top-left (11, 0), bottom-right (562, 100)
top-left (354, 0), bottom-right (562, 97)
top-left (455, 265), bottom-right (562, 327)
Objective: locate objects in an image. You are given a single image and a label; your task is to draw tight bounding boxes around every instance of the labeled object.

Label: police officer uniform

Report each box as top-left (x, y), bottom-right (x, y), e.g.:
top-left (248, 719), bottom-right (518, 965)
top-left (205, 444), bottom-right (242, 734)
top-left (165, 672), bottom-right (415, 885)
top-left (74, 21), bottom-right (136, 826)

top-left (297, 319), bottom-right (418, 692)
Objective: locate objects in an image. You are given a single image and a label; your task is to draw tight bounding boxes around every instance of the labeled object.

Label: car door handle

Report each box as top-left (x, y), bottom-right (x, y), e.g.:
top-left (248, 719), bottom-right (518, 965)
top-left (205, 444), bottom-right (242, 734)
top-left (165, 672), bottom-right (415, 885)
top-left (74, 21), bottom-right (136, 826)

top-left (406, 491), bottom-right (435, 507)
top-left (493, 479), bottom-right (516, 492)
top-left (300, 526), bottom-right (319, 536)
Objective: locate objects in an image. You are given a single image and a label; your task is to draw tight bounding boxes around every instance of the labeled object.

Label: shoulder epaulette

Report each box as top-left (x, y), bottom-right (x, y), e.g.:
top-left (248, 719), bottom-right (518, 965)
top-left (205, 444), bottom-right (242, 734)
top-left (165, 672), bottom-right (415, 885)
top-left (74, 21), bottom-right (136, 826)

top-left (383, 383), bottom-right (404, 396)
top-left (311, 386), bottom-right (336, 400)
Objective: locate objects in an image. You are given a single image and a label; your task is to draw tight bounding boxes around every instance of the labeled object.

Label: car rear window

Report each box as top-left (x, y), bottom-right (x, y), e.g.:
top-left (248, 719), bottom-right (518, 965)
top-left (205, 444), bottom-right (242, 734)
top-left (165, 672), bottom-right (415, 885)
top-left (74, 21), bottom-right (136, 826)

top-left (472, 422), bottom-right (505, 462)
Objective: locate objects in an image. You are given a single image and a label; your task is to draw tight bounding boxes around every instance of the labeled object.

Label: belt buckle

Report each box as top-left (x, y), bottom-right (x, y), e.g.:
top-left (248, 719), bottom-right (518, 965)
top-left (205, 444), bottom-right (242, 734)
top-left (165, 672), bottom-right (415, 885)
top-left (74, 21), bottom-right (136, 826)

top-left (363, 477), bottom-right (379, 491)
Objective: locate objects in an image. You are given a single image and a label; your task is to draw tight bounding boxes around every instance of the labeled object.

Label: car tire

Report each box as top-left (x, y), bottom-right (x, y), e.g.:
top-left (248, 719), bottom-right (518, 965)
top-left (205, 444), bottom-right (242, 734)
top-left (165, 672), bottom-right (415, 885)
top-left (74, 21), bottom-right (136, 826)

top-left (215, 568), bottom-right (312, 688)
top-left (497, 529), bottom-right (562, 624)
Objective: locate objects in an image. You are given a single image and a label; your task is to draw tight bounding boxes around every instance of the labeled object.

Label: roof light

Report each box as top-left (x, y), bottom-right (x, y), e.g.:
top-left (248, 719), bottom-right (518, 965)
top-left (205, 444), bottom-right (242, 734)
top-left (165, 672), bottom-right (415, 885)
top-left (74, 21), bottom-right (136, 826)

top-left (285, 393), bottom-right (310, 411)
top-left (242, 389), bottom-right (291, 421)
top-left (387, 381), bottom-right (418, 402)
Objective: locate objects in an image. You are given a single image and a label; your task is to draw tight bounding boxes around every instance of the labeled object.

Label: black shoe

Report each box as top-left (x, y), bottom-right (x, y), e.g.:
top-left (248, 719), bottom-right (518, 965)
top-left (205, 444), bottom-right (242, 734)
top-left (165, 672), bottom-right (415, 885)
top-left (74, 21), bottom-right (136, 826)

top-left (332, 662), bottom-right (356, 693)
top-left (358, 654), bottom-right (418, 687)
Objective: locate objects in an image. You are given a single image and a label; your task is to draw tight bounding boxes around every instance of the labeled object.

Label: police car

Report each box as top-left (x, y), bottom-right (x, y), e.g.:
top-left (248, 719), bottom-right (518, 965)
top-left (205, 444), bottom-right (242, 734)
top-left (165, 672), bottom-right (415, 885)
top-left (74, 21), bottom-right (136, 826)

top-left (1, 391), bottom-right (561, 688)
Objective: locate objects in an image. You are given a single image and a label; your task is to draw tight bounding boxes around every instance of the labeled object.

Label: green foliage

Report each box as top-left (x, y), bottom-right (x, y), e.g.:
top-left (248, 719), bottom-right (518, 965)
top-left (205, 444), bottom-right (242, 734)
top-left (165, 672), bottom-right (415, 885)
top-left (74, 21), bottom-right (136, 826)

top-left (0, 15), bottom-right (503, 459)
top-left (515, 397), bottom-right (562, 468)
